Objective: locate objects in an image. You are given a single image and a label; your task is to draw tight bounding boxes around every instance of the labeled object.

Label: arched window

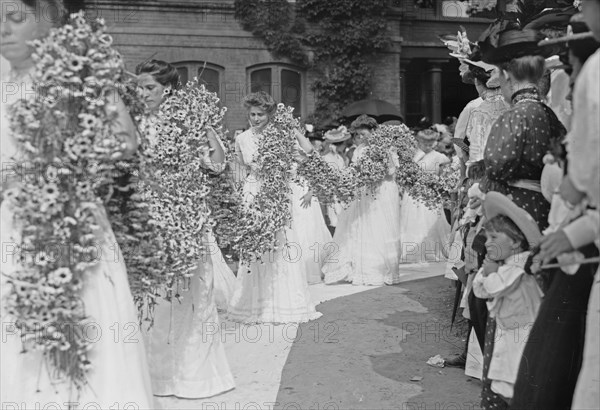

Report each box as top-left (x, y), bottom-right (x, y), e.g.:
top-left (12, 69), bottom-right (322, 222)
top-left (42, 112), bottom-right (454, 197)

top-left (172, 61), bottom-right (223, 96)
top-left (248, 64), bottom-right (304, 116)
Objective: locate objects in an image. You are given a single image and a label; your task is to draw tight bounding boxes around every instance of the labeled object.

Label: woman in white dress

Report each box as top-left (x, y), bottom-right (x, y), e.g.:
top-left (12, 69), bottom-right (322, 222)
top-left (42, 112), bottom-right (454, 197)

top-left (136, 60), bottom-right (235, 399)
top-left (322, 126), bottom-right (351, 232)
top-left (228, 91), bottom-right (323, 323)
top-left (399, 128), bottom-right (451, 264)
top-left (0, 1), bottom-right (153, 407)
top-left (322, 115), bottom-right (403, 286)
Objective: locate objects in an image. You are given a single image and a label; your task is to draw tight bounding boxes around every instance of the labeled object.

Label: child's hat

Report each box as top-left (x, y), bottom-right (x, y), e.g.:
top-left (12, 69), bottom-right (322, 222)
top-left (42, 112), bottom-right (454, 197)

top-left (483, 191), bottom-right (542, 248)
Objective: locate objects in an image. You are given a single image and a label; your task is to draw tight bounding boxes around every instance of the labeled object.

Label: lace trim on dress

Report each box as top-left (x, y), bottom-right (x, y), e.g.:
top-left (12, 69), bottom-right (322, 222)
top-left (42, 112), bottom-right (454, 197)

top-left (512, 87), bottom-right (541, 105)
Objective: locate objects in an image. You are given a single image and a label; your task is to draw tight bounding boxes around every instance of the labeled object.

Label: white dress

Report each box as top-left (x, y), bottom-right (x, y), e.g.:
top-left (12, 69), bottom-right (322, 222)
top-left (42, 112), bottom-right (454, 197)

top-left (399, 149), bottom-right (451, 264)
top-left (141, 121), bottom-right (235, 398)
top-left (322, 144), bottom-right (403, 286)
top-left (227, 128), bottom-right (323, 323)
top-left (322, 151), bottom-right (346, 228)
top-left (0, 67), bottom-right (153, 409)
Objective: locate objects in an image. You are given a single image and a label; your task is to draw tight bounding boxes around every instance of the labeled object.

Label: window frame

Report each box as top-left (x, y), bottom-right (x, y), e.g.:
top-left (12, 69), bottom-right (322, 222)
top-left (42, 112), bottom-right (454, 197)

top-left (171, 60), bottom-right (224, 97)
top-left (247, 63), bottom-right (306, 117)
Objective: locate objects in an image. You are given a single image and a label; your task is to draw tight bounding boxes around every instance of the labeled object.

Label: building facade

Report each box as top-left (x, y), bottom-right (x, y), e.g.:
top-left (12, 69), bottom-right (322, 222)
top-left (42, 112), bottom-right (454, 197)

top-left (92, 0), bottom-right (492, 131)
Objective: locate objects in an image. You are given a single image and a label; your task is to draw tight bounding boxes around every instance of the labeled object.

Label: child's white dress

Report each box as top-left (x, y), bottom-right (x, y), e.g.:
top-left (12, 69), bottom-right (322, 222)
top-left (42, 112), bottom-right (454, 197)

top-left (472, 251), bottom-right (543, 399)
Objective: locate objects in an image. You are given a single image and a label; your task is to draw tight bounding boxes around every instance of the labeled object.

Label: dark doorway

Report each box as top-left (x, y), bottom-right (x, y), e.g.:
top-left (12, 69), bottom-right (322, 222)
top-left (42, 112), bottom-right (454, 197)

top-left (403, 59), bottom-right (479, 127)
top-left (442, 60), bottom-right (479, 121)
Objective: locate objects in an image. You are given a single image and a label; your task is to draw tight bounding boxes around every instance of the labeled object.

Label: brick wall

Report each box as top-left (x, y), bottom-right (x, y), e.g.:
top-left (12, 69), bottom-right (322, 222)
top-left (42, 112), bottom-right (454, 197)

top-left (91, 0), bottom-right (489, 131)
top-left (93, 0), bottom-right (403, 133)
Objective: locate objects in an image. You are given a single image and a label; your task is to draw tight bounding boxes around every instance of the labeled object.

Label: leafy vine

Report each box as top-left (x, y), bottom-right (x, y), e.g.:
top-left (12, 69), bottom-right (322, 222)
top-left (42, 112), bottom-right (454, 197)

top-left (233, 0), bottom-right (391, 126)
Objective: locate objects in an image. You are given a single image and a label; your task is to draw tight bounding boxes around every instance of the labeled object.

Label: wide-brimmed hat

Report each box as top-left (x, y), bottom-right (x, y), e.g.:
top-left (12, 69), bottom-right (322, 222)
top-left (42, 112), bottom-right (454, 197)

top-left (324, 125), bottom-right (351, 143)
top-left (538, 12), bottom-right (597, 46)
top-left (483, 191), bottom-right (542, 248)
top-left (480, 27), bottom-right (548, 64)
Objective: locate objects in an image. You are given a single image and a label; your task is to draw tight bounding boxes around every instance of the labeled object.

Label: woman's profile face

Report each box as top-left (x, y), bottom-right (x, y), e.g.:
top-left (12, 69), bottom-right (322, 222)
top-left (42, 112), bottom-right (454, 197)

top-left (0, 0), bottom-right (54, 66)
top-left (137, 72), bottom-right (168, 112)
top-left (248, 106), bottom-right (270, 130)
top-left (355, 128), bottom-right (371, 145)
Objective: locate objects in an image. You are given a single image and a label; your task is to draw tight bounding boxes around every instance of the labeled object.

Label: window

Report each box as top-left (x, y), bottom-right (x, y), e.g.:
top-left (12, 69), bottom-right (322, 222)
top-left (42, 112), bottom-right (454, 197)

top-left (441, 1), bottom-right (469, 17)
top-left (248, 64), bottom-right (304, 116)
top-left (172, 61), bottom-right (223, 96)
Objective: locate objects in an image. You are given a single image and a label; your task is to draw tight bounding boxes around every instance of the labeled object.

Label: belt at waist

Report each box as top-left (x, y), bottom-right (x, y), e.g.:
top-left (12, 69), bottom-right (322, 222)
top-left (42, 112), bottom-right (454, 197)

top-left (508, 179), bottom-right (542, 193)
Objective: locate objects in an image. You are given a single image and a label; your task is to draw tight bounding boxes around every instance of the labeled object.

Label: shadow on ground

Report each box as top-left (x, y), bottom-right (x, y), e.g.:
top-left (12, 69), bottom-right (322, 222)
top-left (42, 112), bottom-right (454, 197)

top-left (275, 276), bottom-right (481, 409)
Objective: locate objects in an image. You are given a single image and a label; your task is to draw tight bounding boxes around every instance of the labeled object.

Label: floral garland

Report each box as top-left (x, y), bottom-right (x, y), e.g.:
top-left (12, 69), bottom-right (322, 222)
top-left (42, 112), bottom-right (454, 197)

top-left (3, 12), bottom-right (133, 388)
top-left (138, 79), bottom-right (227, 302)
top-left (298, 124), bottom-right (456, 210)
top-left (235, 104), bottom-right (298, 262)
top-left (103, 153), bottom-right (166, 326)
top-left (299, 124), bottom-right (407, 204)
top-left (391, 124), bottom-right (459, 209)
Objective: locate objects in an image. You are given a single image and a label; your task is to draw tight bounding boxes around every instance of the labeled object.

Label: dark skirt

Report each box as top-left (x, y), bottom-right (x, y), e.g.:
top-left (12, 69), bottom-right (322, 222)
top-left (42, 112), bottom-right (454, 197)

top-left (510, 245), bottom-right (599, 410)
top-left (482, 317), bottom-right (509, 410)
top-left (468, 288), bottom-right (489, 352)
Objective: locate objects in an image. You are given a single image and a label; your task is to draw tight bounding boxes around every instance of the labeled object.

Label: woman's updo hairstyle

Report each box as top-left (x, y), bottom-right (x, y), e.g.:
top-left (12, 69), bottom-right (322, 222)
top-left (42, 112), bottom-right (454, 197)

top-left (470, 65), bottom-right (492, 85)
top-left (242, 91), bottom-right (277, 116)
top-left (499, 55), bottom-right (546, 84)
top-left (22, 0), bottom-right (85, 26)
top-left (135, 59), bottom-right (181, 90)
top-left (350, 114), bottom-right (378, 131)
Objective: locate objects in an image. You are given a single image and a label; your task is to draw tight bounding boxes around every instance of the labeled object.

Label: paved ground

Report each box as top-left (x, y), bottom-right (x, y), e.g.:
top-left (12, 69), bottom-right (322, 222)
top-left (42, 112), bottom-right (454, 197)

top-left (275, 277), bottom-right (481, 410)
top-left (157, 265), bottom-right (482, 410)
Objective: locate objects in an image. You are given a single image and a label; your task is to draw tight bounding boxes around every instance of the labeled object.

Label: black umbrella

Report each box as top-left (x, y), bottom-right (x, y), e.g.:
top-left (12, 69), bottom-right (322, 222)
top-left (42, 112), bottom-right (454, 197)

top-left (341, 99), bottom-right (404, 123)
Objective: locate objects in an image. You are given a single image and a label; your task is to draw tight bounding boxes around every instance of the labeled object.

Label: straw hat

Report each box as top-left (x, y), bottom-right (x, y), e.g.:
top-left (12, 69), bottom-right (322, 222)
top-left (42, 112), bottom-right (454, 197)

top-left (324, 125), bottom-right (351, 143)
top-left (483, 191), bottom-right (542, 248)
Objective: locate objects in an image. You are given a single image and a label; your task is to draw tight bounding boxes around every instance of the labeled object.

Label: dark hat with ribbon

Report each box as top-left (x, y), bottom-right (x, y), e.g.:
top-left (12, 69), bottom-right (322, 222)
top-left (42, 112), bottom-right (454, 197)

top-left (538, 12), bottom-right (597, 46)
top-left (480, 25), bottom-right (549, 64)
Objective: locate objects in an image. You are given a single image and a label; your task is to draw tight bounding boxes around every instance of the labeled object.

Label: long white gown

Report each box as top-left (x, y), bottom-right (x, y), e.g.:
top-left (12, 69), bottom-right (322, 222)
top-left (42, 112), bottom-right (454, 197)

top-left (227, 128), bottom-right (323, 323)
top-left (0, 66), bottom-right (154, 409)
top-left (399, 149), bottom-right (451, 264)
top-left (322, 144), bottom-right (403, 286)
top-left (141, 122), bottom-right (235, 398)
top-left (322, 151), bottom-right (346, 228)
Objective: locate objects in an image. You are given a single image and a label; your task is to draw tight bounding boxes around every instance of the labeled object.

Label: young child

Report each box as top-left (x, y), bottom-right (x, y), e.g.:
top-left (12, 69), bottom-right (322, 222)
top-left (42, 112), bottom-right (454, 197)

top-left (473, 192), bottom-right (543, 403)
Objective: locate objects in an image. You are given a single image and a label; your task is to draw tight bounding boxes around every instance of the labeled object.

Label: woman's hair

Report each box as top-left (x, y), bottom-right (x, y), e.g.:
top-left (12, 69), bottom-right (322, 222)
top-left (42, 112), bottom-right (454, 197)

top-left (484, 215), bottom-right (529, 251)
top-left (22, 0), bottom-right (85, 25)
top-left (499, 55), bottom-right (546, 84)
top-left (243, 91), bottom-right (277, 116)
top-left (135, 59), bottom-right (181, 90)
top-left (470, 65), bottom-right (492, 85)
top-left (351, 114), bottom-right (378, 131)
top-left (467, 160), bottom-right (485, 180)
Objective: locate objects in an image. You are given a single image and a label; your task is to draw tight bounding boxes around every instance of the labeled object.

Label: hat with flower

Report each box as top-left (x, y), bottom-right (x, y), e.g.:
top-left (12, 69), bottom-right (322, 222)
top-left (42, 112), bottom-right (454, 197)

top-left (440, 28), bottom-right (499, 87)
top-left (324, 125), bottom-right (351, 143)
